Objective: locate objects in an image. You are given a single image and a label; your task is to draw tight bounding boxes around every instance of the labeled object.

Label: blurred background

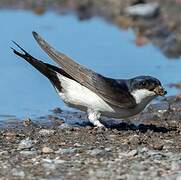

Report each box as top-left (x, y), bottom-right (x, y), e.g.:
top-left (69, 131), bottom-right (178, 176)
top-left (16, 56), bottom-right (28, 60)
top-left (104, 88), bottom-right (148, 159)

top-left (0, 0), bottom-right (181, 119)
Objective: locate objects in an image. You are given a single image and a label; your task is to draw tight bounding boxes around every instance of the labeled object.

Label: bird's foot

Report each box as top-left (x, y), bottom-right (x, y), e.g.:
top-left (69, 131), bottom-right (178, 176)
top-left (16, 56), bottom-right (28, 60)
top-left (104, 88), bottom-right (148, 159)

top-left (93, 123), bottom-right (108, 132)
top-left (88, 109), bottom-right (107, 131)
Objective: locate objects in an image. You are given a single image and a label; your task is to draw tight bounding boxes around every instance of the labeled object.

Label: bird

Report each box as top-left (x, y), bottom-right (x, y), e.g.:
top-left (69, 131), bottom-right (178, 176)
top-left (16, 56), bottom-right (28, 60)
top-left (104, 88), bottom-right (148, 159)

top-left (12, 31), bottom-right (167, 128)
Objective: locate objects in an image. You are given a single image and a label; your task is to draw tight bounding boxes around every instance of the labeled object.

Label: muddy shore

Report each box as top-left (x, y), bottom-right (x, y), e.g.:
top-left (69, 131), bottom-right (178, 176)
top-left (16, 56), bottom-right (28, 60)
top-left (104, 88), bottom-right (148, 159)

top-left (0, 95), bottom-right (181, 179)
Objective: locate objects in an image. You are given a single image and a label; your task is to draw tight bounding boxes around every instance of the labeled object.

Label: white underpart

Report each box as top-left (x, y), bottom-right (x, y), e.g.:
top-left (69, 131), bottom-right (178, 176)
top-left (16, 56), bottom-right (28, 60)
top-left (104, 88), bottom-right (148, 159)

top-left (56, 74), bottom-right (114, 112)
top-left (131, 89), bottom-right (156, 104)
top-left (56, 74), bottom-right (115, 127)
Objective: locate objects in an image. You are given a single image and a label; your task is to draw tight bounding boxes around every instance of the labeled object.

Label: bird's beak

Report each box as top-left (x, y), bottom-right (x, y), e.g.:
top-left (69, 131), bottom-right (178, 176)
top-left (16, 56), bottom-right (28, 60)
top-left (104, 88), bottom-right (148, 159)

top-left (154, 86), bottom-right (167, 96)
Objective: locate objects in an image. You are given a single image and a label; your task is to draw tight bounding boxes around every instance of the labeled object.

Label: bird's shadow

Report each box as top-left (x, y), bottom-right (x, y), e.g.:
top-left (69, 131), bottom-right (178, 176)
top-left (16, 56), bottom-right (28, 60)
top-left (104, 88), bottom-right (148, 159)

top-left (70, 119), bottom-right (172, 133)
top-left (105, 122), bottom-right (171, 133)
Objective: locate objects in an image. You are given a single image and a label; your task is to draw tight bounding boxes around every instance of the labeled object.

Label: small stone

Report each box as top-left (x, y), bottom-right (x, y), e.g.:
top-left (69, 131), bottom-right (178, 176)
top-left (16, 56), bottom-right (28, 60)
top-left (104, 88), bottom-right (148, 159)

top-left (42, 158), bottom-right (53, 163)
top-left (139, 147), bottom-right (149, 153)
top-left (87, 148), bottom-right (103, 156)
top-left (105, 148), bottom-right (112, 152)
top-left (127, 149), bottom-right (138, 157)
top-left (58, 123), bottom-right (74, 130)
top-left (128, 135), bottom-right (140, 145)
top-left (171, 161), bottom-right (181, 171)
top-left (11, 168), bottom-right (25, 177)
top-left (42, 162), bottom-right (56, 171)
top-left (4, 132), bottom-right (17, 140)
top-left (20, 150), bottom-right (37, 156)
top-left (55, 147), bottom-right (77, 154)
top-left (147, 151), bottom-right (165, 159)
top-left (74, 143), bottom-right (82, 147)
top-left (0, 151), bottom-right (8, 155)
top-left (39, 129), bottom-right (55, 136)
top-left (18, 138), bottom-right (33, 150)
top-left (42, 147), bottom-right (54, 154)
top-left (54, 159), bottom-right (66, 164)
top-left (51, 107), bottom-right (62, 114)
top-left (124, 2), bottom-right (160, 18)
top-left (23, 118), bottom-right (32, 127)
top-left (153, 144), bottom-right (164, 151)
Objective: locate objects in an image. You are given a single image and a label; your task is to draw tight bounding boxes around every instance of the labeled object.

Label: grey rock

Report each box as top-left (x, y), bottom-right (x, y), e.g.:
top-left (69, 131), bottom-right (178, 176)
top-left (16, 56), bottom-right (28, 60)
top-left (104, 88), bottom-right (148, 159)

top-left (11, 168), bottom-right (25, 177)
top-left (139, 147), bottom-right (149, 153)
top-left (54, 159), bottom-right (66, 164)
top-left (127, 149), bottom-right (138, 157)
top-left (171, 161), bottom-right (181, 171)
top-left (58, 123), bottom-right (74, 130)
top-left (42, 162), bottom-right (56, 171)
top-left (20, 150), bottom-right (37, 156)
top-left (42, 158), bottom-right (53, 164)
top-left (42, 146), bottom-right (54, 154)
top-left (0, 151), bottom-right (8, 155)
top-left (124, 2), bottom-right (160, 18)
top-left (39, 129), bottom-right (55, 136)
top-left (147, 150), bottom-right (164, 157)
top-left (87, 148), bottom-right (103, 156)
top-left (176, 175), bottom-right (181, 180)
top-left (18, 138), bottom-right (33, 150)
top-left (55, 147), bottom-right (77, 154)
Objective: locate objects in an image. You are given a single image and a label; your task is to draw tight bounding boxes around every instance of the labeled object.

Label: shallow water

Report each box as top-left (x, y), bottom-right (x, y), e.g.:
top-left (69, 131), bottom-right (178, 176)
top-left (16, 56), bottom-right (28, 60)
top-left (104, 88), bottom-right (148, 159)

top-left (0, 10), bottom-right (181, 119)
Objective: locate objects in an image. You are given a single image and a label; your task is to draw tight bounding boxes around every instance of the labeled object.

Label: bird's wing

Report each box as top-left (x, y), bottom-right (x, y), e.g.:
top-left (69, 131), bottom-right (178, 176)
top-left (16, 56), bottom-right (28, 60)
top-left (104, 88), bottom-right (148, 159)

top-left (32, 31), bottom-right (136, 108)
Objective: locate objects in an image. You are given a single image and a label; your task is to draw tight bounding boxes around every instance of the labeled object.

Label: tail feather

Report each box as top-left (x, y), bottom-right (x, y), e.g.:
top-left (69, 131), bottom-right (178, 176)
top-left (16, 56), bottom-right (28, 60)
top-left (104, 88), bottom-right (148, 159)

top-left (12, 42), bottom-right (72, 92)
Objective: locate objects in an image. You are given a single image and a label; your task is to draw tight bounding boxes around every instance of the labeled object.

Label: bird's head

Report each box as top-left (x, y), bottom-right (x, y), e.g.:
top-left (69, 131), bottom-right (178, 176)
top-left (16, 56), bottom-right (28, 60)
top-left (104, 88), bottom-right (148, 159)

top-left (129, 76), bottom-right (167, 104)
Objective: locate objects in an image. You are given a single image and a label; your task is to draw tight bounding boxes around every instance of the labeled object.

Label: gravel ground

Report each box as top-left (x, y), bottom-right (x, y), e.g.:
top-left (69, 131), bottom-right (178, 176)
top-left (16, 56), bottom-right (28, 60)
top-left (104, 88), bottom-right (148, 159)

top-left (0, 95), bottom-right (181, 179)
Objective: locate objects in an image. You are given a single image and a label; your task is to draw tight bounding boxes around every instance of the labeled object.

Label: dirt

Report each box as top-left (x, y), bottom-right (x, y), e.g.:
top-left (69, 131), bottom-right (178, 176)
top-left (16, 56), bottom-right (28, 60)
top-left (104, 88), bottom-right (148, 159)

top-left (0, 95), bottom-right (181, 179)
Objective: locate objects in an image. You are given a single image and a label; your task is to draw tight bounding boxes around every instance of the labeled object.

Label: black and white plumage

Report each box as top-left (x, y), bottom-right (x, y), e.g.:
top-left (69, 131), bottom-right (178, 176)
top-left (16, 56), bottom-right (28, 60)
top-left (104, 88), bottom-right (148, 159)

top-left (12, 32), bottom-right (167, 128)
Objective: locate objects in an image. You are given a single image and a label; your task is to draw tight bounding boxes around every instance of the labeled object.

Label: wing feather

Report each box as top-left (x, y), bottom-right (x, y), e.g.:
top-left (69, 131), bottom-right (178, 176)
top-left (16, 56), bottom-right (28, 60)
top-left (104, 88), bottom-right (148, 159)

top-left (32, 31), bottom-right (136, 108)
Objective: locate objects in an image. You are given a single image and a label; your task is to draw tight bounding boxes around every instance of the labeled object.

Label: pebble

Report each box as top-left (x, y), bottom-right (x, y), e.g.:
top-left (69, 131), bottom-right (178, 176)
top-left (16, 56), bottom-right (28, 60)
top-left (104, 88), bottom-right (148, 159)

top-left (39, 129), bottom-right (55, 136)
top-left (42, 162), bottom-right (56, 171)
top-left (20, 150), bottom-right (37, 156)
top-left (54, 159), bottom-right (66, 164)
top-left (153, 144), bottom-right (164, 151)
top-left (18, 138), bottom-right (33, 150)
top-left (139, 147), bottom-right (149, 153)
top-left (171, 161), bottom-right (181, 171)
top-left (11, 168), bottom-right (25, 177)
top-left (42, 147), bottom-right (54, 154)
top-left (4, 132), bottom-right (17, 140)
top-left (58, 123), bottom-right (74, 130)
top-left (124, 2), bottom-right (160, 18)
top-left (0, 151), bottom-right (8, 155)
top-left (51, 107), bottom-right (62, 114)
top-left (127, 149), bottom-right (138, 157)
top-left (42, 158), bottom-right (53, 164)
top-left (23, 118), bottom-right (32, 126)
top-left (55, 147), bottom-right (77, 154)
top-left (87, 149), bottom-right (103, 156)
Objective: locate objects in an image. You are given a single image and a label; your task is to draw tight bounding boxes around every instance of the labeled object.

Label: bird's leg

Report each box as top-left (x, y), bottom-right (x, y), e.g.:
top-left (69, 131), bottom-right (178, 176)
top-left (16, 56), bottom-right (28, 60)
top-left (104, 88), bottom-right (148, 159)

top-left (87, 109), bottom-right (104, 128)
